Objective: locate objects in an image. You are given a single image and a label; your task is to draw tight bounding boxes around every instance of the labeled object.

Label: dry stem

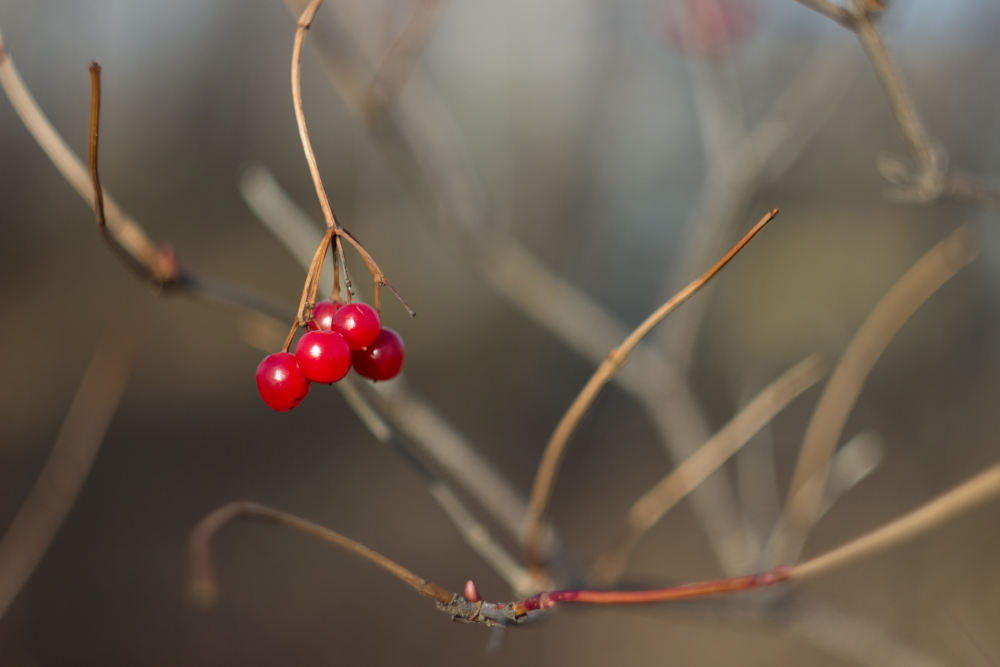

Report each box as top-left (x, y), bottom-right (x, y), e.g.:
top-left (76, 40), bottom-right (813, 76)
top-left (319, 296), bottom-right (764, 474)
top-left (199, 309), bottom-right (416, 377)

top-left (590, 354), bottom-right (827, 587)
top-left (523, 209), bottom-right (778, 567)
top-left (0, 321), bottom-right (143, 618)
top-left (781, 224), bottom-right (978, 560)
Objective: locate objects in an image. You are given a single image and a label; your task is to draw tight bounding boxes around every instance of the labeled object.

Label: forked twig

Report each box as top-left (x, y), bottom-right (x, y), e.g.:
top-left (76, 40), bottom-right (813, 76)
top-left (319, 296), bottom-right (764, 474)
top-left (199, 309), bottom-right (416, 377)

top-left (523, 209), bottom-right (778, 567)
top-left (781, 224), bottom-right (979, 560)
top-left (0, 320), bottom-right (144, 618)
top-left (590, 354), bottom-right (827, 587)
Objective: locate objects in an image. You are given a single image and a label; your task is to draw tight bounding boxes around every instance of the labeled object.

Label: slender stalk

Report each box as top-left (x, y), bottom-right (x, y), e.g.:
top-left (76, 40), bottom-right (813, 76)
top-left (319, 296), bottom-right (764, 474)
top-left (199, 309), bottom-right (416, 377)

top-left (186, 501), bottom-right (454, 609)
top-left (781, 224), bottom-right (978, 560)
top-left (523, 209), bottom-right (778, 567)
top-left (590, 354), bottom-right (827, 587)
top-left (291, 0), bottom-right (338, 231)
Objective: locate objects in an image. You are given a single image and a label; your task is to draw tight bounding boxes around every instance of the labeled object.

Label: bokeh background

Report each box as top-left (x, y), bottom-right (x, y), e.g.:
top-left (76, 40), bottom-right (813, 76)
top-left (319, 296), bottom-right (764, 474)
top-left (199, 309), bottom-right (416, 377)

top-left (1, 0), bottom-right (999, 664)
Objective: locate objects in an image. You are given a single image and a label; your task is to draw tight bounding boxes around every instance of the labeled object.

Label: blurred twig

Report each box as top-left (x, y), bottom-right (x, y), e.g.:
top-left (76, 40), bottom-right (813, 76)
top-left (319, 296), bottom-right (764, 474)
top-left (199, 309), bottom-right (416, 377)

top-left (780, 224), bottom-right (979, 561)
top-left (363, 0), bottom-right (449, 120)
top-left (794, 0), bottom-right (1000, 210)
top-left (0, 320), bottom-right (144, 618)
top-left (590, 354), bottom-right (827, 587)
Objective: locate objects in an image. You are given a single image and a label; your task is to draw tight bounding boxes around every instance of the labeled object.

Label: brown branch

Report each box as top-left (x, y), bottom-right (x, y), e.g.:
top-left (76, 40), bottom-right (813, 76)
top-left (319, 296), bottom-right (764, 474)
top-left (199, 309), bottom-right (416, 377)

top-left (187, 501), bottom-right (454, 608)
top-left (523, 209), bottom-right (778, 567)
top-left (781, 224), bottom-right (979, 561)
top-left (291, 0), bottom-right (338, 231)
top-left (590, 354), bottom-right (827, 587)
top-left (0, 320), bottom-right (144, 618)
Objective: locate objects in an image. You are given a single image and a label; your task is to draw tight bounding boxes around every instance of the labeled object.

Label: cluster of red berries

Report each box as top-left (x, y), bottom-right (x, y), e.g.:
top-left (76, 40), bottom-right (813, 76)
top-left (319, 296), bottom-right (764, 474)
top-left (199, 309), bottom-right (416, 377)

top-left (255, 301), bottom-right (405, 412)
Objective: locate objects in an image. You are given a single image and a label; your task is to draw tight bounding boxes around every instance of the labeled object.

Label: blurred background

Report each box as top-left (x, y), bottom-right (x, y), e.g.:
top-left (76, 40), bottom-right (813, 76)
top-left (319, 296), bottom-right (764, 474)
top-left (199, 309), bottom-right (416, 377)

top-left (1, 0), bottom-right (999, 664)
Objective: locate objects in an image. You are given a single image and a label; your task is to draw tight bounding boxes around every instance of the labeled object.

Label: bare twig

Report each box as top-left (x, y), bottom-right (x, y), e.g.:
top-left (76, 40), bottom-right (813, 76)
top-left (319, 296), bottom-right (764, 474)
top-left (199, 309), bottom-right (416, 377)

top-left (781, 224), bottom-right (979, 560)
top-left (189, 460), bottom-right (1000, 629)
top-left (590, 354), bottom-right (827, 587)
top-left (0, 320), bottom-right (144, 618)
top-left (516, 460), bottom-right (1000, 614)
top-left (794, 0), bottom-right (1000, 210)
top-left (291, 0), bottom-right (338, 231)
top-left (0, 26), bottom-right (298, 320)
top-left (790, 463), bottom-right (1000, 581)
top-left (523, 209), bottom-right (778, 567)
top-left (0, 26), bottom-right (176, 285)
top-left (186, 501), bottom-right (455, 608)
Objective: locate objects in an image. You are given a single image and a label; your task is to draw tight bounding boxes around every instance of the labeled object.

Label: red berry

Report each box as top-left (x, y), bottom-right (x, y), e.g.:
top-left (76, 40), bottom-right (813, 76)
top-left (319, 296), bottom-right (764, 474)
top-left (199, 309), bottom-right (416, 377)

top-left (307, 300), bottom-right (343, 331)
top-left (295, 330), bottom-right (351, 383)
top-left (332, 303), bottom-right (381, 350)
top-left (256, 352), bottom-right (310, 411)
top-left (352, 328), bottom-right (404, 381)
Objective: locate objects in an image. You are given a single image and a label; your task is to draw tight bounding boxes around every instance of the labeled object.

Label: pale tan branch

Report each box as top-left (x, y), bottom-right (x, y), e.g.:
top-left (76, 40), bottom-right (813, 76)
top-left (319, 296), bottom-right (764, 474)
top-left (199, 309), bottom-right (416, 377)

top-left (590, 354), bottom-right (827, 587)
top-left (187, 501), bottom-right (454, 608)
top-left (782, 224), bottom-right (979, 560)
top-left (363, 0), bottom-right (449, 120)
top-left (0, 321), bottom-right (143, 618)
top-left (789, 463), bottom-right (1000, 581)
top-left (523, 209), bottom-right (778, 567)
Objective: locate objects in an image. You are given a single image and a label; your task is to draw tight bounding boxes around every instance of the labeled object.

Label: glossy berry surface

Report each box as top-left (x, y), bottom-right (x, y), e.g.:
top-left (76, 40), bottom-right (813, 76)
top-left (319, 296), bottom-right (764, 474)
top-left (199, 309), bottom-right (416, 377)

top-left (352, 327), bottom-right (404, 381)
top-left (332, 303), bottom-right (381, 350)
top-left (256, 352), bottom-right (310, 411)
top-left (308, 300), bottom-right (343, 331)
top-left (295, 330), bottom-right (351, 384)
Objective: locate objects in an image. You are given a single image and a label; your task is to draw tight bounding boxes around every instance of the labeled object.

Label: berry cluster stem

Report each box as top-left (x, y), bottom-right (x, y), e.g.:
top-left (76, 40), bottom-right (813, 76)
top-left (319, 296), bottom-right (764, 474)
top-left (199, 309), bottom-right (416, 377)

top-left (289, 0), bottom-right (413, 320)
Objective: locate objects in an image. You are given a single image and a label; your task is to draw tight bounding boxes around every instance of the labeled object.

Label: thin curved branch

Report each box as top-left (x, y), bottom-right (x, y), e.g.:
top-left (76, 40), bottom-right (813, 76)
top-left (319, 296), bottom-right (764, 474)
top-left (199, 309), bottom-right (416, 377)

top-left (590, 354), bottom-right (827, 587)
top-left (781, 224), bottom-right (979, 561)
top-left (523, 209), bottom-right (778, 567)
top-left (291, 0), bottom-right (338, 231)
